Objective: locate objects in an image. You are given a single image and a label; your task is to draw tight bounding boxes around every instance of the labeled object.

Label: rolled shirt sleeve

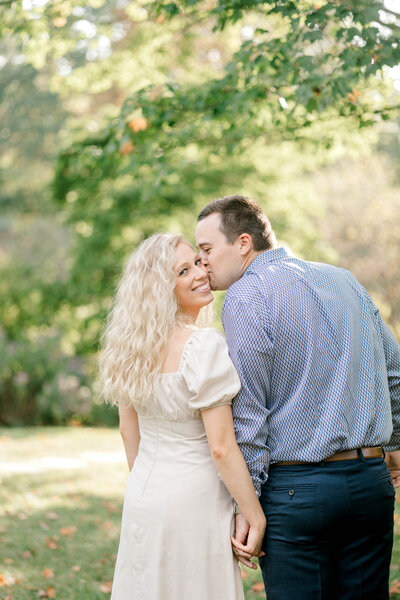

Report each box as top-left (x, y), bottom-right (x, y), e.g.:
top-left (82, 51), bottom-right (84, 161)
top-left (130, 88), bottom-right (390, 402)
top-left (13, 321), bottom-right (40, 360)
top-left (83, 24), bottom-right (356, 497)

top-left (375, 316), bottom-right (400, 450)
top-left (354, 277), bottom-right (400, 451)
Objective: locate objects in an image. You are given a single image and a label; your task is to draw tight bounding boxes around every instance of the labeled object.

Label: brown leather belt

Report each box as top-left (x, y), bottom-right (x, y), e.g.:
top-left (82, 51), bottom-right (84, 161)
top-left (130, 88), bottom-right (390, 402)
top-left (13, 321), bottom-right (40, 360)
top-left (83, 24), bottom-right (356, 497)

top-left (276, 446), bottom-right (383, 466)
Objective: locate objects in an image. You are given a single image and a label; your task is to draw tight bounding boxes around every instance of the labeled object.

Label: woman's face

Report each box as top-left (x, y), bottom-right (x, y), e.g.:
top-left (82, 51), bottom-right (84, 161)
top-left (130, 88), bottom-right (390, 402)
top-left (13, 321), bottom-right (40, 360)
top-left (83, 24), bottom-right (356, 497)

top-left (174, 242), bottom-right (213, 320)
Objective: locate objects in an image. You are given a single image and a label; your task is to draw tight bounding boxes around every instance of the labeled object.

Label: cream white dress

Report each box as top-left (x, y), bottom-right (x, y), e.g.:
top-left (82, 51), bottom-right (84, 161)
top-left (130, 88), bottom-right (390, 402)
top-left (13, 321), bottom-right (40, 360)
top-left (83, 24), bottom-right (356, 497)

top-left (111, 328), bottom-right (244, 600)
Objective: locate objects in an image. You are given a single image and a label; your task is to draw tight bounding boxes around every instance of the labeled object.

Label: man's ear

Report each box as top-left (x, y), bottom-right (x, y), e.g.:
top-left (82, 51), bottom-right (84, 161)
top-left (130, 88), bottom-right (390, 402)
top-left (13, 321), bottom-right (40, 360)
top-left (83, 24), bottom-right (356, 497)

top-left (238, 233), bottom-right (253, 255)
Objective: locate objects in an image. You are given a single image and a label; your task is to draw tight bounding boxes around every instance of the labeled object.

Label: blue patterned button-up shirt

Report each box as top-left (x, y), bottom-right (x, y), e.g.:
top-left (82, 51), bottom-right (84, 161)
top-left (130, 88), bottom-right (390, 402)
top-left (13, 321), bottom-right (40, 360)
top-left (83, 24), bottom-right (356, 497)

top-left (222, 247), bottom-right (400, 496)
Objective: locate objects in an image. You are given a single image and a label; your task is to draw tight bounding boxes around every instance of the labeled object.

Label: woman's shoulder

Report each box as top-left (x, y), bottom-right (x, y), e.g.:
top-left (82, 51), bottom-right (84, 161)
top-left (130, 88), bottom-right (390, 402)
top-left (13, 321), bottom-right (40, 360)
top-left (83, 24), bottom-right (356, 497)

top-left (180, 327), bottom-right (227, 365)
top-left (187, 327), bottom-right (226, 345)
top-left (181, 327), bottom-right (241, 404)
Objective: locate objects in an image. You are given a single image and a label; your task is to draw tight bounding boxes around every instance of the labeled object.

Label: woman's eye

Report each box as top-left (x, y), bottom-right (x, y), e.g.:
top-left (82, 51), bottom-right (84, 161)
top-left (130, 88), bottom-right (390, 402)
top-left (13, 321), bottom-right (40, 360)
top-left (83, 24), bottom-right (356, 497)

top-left (179, 268), bottom-right (188, 276)
top-left (195, 258), bottom-right (202, 266)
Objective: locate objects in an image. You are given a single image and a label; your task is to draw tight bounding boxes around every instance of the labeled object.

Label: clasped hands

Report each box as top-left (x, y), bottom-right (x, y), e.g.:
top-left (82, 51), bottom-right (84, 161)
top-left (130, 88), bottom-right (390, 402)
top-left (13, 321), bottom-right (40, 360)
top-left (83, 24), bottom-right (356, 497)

top-left (231, 514), bottom-right (266, 570)
top-left (385, 449), bottom-right (400, 489)
top-left (230, 450), bottom-right (400, 570)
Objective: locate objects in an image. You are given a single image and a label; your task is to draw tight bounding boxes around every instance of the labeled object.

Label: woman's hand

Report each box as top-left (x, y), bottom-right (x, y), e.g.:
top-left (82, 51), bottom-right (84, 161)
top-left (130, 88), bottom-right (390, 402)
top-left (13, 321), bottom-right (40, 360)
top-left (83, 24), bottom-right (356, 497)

top-left (385, 450), bottom-right (400, 489)
top-left (231, 514), bottom-right (266, 569)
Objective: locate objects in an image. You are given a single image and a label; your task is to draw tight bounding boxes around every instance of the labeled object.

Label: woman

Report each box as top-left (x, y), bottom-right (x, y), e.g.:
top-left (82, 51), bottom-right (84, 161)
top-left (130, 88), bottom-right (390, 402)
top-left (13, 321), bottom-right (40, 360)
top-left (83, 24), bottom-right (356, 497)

top-left (100, 233), bottom-right (265, 600)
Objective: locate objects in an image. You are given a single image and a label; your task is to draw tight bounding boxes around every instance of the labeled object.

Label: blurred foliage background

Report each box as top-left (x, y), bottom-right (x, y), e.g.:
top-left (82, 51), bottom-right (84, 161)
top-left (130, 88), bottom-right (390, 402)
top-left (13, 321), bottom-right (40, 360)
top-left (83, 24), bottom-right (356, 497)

top-left (0, 0), bottom-right (399, 426)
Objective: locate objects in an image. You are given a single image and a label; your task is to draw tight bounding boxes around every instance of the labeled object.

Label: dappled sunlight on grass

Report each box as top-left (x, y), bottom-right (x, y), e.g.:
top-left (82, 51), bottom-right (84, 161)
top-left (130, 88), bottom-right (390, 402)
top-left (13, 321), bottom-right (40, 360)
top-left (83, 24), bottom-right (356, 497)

top-left (0, 428), bottom-right (127, 599)
top-left (1, 428), bottom-right (400, 599)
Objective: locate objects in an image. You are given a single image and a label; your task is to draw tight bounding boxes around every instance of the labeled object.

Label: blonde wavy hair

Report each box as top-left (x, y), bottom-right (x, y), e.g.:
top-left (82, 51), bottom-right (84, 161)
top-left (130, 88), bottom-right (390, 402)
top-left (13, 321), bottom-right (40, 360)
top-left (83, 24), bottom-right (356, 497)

top-left (99, 233), bottom-right (212, 408)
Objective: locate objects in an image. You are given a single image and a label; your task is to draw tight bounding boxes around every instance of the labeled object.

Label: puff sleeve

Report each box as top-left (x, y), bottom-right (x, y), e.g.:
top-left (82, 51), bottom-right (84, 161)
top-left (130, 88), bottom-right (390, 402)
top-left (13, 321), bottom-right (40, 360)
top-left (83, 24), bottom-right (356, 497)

top-left (181, 328), bottom-right (241, 411)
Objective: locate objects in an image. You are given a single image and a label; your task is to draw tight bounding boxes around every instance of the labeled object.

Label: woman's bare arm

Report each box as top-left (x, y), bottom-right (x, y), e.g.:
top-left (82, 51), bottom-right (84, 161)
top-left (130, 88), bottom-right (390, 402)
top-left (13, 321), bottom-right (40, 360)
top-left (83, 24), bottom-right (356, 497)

top-left (118, 405), bottom-right (141, 471)
top-left (201, 404), bottom-right (266, 565)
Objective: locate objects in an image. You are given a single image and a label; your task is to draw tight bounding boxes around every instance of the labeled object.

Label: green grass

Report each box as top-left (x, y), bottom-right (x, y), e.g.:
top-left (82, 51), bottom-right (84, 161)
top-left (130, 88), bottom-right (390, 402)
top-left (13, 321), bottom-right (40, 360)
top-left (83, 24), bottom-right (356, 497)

top-left (0, 428), bottom-right (399, 599)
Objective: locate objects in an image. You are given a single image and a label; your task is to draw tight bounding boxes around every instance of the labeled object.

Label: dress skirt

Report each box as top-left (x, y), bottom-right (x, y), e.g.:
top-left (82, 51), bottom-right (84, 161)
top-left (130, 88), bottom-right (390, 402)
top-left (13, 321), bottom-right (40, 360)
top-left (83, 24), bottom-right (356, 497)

top-left (111, 416), bottom-right (244, 600)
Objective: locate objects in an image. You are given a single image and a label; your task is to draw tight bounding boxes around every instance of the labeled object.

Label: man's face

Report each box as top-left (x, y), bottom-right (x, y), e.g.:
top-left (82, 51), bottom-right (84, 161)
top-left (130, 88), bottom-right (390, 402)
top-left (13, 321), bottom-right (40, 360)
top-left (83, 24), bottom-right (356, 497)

top-left (196, 213), bottom-right (244, 291)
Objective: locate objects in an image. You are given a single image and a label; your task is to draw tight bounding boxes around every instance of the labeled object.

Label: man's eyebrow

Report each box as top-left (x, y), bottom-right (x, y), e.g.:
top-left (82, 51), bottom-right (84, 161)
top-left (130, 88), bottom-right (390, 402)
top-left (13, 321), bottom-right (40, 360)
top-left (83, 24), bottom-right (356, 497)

top-left (197, 242), bottom-right (211, 248)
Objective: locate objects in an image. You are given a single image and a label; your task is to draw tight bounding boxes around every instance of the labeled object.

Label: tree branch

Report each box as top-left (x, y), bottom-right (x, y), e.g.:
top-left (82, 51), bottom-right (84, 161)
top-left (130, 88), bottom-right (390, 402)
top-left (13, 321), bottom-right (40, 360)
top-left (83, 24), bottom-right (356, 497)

top-left (379, 6), bottom-right (400, 19)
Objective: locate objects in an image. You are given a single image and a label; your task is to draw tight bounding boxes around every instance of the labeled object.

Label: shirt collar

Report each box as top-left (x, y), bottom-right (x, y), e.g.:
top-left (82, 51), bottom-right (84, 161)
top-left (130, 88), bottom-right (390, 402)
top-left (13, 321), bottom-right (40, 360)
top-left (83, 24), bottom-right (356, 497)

top-left (244, 247), bottom-right (295, 274)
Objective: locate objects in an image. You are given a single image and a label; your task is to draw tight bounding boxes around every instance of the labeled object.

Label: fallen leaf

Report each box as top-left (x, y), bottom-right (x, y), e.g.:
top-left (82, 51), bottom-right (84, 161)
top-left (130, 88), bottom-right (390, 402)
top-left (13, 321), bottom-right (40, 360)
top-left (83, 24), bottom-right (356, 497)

top-left (390, 579), bottom-right (400, 595)
top-left (39, 521), bottom-right (49, 531)
top-left (22, 551), bottom-right (33, 558)
top-left (71, 565), bottom-right (80, 572)
top-left (251, 582), bottom-right (265, 592)
top-left (60, 526), bottom-right (77, 537)
top-left (100, 581), bottom-right (113, 593)
top-left (101, 521), bottom-right (112, 531)
top-left (42, 568), bottom-right (54, 579)
top-left (46, 512), bottom-right (59, 520)
top-left (46, 587), bottom-right (56, 598)
top-left (101, 501), bottom-right (117, 513)
top-left (0, 574), bottom-right (16, 586)
top-left (3, 558), bottom-right (13, 565)
top-left (240, 569), bottom-right (248, 579)
top-left (45, 537), bottom-right (58, 550)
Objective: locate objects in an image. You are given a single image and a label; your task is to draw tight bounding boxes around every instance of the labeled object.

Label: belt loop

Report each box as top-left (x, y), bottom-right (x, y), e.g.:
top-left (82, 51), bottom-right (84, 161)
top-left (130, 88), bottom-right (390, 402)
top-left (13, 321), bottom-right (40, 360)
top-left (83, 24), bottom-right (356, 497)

top-left (357, 448), bottom-right (366, 462)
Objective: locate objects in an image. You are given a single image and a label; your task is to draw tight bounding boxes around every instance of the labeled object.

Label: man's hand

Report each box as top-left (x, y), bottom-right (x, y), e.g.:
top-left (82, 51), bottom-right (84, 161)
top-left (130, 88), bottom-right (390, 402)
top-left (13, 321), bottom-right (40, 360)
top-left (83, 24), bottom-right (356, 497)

top-left (385, 450), bottom-right (400, 489)
top-left (231, 514), bottom-right (265, 570)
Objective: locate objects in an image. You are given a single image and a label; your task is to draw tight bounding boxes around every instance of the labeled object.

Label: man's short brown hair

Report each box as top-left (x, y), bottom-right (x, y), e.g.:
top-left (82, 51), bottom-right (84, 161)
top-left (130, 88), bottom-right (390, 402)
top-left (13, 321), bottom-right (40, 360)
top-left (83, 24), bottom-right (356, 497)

top-left (197, 195), bottom-right (276, 251)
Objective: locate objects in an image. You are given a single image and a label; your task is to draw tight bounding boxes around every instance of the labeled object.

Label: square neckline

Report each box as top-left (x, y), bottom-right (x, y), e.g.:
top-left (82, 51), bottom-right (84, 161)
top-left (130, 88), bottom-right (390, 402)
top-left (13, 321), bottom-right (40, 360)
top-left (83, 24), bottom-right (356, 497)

top-left (159, 328), bottom-right (213, 377)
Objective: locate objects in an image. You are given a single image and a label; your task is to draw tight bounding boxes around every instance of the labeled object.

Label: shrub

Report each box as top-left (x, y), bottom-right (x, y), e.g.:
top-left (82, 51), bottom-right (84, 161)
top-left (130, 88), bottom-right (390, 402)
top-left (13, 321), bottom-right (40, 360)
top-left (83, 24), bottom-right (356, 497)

top-left (0, 328), bottom-right (118, 426)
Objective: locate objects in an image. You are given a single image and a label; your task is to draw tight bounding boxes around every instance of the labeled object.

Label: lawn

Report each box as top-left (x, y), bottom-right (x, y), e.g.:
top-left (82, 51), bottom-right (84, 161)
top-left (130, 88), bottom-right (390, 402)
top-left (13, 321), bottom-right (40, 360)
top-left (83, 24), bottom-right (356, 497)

top-left (0, 427), bottom-right (399, 600)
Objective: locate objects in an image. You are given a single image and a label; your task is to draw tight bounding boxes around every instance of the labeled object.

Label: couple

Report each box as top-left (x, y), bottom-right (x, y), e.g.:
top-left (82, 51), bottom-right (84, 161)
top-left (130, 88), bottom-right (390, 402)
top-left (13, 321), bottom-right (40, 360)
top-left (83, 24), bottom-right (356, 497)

top-left (101, 195), bottom-right (400, 600)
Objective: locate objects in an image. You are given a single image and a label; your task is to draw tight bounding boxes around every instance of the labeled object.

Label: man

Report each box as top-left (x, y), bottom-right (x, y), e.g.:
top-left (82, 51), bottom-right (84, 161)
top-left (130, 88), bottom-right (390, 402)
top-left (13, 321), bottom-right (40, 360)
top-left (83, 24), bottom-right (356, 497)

top-left (196, 195), bottom-right (400, 600)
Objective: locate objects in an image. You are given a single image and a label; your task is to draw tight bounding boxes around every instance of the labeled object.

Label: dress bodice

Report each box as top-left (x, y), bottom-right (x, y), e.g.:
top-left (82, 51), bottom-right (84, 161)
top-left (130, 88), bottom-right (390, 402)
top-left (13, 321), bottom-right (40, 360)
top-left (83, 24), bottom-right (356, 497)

top-left (135, 328), bottom-right (241, 422)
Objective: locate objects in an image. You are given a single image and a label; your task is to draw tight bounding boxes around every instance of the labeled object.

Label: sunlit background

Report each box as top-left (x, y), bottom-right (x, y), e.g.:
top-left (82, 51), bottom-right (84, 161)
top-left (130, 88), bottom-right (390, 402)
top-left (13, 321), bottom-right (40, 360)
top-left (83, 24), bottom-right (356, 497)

top-left (0, 2), bottom-right (400, 598)
top-left (0, 1), bottom-right (399, 429)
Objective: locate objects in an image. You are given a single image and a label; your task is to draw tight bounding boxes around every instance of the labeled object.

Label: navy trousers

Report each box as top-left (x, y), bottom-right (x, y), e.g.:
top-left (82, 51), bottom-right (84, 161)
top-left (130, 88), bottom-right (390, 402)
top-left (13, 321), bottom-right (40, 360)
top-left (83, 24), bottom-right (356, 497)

top-left (259, 457), bottom-right (395, 600)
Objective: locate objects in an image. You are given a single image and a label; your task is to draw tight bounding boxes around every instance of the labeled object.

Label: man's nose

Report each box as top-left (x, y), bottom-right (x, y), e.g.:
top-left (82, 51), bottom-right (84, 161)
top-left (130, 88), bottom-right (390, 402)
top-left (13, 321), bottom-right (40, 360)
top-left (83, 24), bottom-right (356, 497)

top-left (194, 262), bottom-right (208, 278)
top-left (199, 252), bottom-right (208, 265)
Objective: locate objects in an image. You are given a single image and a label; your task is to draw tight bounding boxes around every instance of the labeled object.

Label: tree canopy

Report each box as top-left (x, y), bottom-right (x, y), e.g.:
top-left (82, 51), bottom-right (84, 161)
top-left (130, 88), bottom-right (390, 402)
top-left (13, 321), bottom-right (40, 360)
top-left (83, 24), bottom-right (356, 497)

top-left (0, 0), bottom-right (399, 423)
top-left (51, 0), bottom-right (400, 310)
